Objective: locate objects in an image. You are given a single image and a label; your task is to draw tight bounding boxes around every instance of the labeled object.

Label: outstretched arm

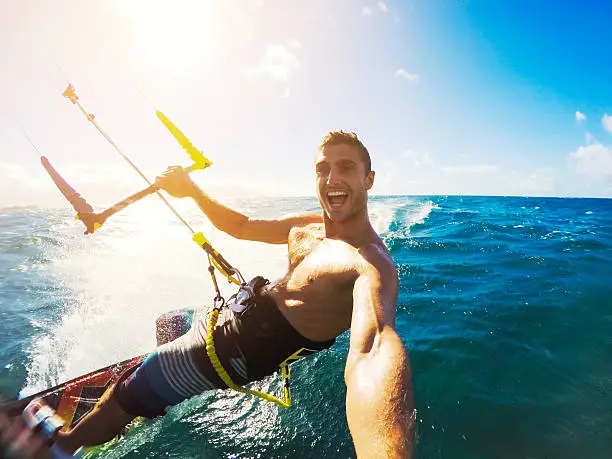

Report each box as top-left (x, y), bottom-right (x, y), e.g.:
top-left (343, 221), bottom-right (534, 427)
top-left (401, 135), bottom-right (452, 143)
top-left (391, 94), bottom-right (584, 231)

top-left (155, 166), bottom-right (322, 243)
top-left (345, 251), bottom-right (414, 458)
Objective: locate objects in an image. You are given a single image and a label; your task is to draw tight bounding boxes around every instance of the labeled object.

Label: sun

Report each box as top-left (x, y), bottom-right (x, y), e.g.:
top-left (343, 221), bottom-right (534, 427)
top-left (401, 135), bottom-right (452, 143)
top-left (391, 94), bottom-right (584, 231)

top-left (111, 0), bottom-right (215, 75)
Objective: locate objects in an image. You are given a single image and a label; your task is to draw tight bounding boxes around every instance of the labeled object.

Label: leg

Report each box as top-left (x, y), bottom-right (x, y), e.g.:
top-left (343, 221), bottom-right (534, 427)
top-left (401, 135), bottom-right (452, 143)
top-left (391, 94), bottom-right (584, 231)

top-left (55, 311), bottom-right (227, 454)
top-left (55, 323), bottom-right (222, 453)
top-left (55, 387), bottom-right (135, 454)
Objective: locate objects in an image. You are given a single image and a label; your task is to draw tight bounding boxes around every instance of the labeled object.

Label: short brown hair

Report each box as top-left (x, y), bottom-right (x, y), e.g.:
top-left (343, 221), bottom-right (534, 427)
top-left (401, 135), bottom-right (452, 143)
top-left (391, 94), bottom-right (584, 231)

top-left (319, 131), bottom-right (371, 173)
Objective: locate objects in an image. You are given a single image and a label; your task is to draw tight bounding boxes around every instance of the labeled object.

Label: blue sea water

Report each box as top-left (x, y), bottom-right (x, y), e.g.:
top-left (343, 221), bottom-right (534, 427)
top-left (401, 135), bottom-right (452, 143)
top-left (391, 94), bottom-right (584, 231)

top-left (0, 195), bottom-right (611, 458)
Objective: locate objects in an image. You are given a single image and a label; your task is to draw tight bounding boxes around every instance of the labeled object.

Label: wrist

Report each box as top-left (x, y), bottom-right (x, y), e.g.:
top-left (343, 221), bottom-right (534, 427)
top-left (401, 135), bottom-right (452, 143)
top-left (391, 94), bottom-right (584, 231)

top-left (189, 182), bottom-right (204, 199)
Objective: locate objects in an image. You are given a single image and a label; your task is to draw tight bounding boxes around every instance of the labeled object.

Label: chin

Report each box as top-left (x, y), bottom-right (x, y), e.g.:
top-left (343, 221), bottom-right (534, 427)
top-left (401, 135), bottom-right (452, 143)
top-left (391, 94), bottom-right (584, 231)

top-left (324, 209), bottom-right (352, 223)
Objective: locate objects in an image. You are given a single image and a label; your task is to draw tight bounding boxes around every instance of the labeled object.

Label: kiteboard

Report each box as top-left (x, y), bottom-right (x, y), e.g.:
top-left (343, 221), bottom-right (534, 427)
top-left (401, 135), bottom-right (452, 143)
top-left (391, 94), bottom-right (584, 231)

top-left (0, 355), bottom-right (145, 431)
top-left (0, 308), bottom-right (194, 434)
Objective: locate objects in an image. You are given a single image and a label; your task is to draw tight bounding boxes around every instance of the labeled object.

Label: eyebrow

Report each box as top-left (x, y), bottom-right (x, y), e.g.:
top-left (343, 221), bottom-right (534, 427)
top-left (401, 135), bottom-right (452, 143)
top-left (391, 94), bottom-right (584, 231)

top-left (315, 158), bottom-right (357, 167)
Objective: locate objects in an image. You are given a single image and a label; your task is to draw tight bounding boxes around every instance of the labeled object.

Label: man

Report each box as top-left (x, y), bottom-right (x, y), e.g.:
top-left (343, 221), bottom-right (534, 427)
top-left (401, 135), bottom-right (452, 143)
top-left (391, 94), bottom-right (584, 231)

top-left (51, 131), bottom-right (414, 457)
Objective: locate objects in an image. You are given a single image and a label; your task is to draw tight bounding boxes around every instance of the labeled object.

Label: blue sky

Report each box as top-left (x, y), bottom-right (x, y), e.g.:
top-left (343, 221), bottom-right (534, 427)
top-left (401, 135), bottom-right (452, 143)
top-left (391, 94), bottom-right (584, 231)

top-left (0, 0), bottom-right (611, 207)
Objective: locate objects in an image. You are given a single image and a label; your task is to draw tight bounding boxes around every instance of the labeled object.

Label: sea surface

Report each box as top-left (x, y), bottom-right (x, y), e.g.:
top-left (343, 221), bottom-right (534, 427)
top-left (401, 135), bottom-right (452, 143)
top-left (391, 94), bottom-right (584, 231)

top-left (0, 195), bottom-right (611, 458)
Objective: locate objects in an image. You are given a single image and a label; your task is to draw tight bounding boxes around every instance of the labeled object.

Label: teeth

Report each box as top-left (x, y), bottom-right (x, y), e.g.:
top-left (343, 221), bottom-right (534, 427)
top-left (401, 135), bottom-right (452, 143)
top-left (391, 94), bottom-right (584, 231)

top-left (327, 191), bottom-right (348, 197)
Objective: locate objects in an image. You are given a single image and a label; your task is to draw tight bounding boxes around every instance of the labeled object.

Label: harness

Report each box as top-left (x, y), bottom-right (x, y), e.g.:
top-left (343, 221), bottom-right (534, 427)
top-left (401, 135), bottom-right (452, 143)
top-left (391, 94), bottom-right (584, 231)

top-left (203, 267), bottom-right (294, 408)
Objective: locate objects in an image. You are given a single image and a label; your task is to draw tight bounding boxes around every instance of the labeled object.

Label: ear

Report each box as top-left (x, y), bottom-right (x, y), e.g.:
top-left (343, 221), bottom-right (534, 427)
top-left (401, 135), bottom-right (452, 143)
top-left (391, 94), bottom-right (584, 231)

top-left (365, 170), bottom-right (375, 190)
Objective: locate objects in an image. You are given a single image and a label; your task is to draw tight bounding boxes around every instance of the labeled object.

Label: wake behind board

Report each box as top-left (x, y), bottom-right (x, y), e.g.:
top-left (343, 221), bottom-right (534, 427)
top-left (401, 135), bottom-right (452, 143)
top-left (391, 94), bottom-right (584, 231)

top-left (0, 308), bottom-right (195, 432)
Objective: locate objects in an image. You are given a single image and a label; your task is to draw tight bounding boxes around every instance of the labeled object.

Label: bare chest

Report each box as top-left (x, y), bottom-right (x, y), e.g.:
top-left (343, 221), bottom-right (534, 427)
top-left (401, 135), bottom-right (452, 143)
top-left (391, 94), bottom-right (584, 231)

top-left (286, 226), bottom-right (358, 290)
top-left (273, 225), bottom-right (361, 341)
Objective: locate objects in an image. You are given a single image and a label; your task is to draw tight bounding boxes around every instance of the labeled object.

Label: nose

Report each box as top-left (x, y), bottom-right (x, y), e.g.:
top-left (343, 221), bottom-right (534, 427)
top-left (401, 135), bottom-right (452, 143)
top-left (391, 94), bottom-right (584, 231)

top-left (326, 166), bottom-right (342, 185)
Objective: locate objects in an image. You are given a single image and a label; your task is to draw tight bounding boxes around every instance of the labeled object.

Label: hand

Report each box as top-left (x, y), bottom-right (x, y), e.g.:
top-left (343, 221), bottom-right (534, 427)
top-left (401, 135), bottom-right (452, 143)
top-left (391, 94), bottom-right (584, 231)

top-left (155, 166), bottom-right (199, 199)
top-left (0, 399), bottom-right (57, 459)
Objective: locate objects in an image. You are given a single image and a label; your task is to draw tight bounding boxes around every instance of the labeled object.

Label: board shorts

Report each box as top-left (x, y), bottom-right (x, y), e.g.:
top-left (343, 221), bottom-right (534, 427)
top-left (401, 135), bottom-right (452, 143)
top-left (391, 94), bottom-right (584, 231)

top-left (114, 291), bottom-right (335, 418)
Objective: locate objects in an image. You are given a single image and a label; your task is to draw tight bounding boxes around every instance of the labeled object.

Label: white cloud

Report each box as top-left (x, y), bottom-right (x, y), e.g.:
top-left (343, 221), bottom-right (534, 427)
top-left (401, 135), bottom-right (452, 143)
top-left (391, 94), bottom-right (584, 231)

top-left (569, 143), bottom-right (612, 181)
top-left (395, 69), bottom-right (419, 83)
top-left (362, 3), bottom-right (390, 17)
top-left (0, 162), bottom-right (41, 187)
top-left (510, 168), bottom-right (555, 195)
top-left (441, 164), bottom-right (499, 174)
top-left (400, 150), bottom-right (434, 167)
top-left (61, 162), bottom-right (133, 185)
top-left (244, 42), bottom-right (301, 81)
top-left (575, 111), bottom-right (586, 122)
top-left (373, 149), bottom-right (567, 196)
top-left (0, 161), bottom-right (56, 207)
top-left (602, 114), bottom-right (612, 134)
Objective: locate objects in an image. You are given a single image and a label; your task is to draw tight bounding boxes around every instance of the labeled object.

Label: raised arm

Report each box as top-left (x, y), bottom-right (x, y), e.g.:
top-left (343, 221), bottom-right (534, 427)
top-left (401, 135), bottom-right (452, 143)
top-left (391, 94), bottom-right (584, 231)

top-left (345, 248), bottom-right (414, 458)
top-left (155, 166), bottom-right (322, 244)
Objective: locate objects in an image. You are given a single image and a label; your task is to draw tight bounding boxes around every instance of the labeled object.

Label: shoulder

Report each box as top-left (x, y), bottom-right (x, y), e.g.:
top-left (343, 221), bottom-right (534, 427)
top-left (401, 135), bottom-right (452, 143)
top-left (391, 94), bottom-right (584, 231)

top-left (351, 240), bottom-right (398, 306)
top-left (282, 211), bottom-right (323, 228)
top-left (287, 216), bottom-right (324, 238)
top-left (357, 240), bottom-right (397, 281)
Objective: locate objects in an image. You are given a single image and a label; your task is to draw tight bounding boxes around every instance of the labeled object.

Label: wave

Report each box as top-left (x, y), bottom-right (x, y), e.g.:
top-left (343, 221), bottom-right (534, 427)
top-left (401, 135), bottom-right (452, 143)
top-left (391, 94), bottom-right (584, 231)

top-left (377, 199), bottom-right (439, 251)
top-left (368, 197), bottom-right (413, 235)
top-left (406, 200), bottom-right (439, 228)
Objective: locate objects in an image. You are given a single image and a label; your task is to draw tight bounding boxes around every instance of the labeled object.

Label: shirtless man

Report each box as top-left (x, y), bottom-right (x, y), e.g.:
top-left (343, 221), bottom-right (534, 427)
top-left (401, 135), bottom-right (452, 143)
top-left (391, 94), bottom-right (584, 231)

top-left (53, 131), bottom-right (414, 458)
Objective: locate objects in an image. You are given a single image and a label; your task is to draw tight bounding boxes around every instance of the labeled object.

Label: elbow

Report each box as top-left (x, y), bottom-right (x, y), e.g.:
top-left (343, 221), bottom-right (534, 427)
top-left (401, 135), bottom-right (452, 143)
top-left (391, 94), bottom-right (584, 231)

top-left (345, 326), bottom-right (409, 384)
top-left (344, 326), bottom-right (378, 385)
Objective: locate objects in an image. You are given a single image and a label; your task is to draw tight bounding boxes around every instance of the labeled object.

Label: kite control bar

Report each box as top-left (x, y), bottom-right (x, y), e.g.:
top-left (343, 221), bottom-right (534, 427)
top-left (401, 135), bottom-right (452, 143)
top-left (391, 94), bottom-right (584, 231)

top-left (40, 83), bottom-right (243, 284)
top-left (58, 84), bottom-right (213, 234)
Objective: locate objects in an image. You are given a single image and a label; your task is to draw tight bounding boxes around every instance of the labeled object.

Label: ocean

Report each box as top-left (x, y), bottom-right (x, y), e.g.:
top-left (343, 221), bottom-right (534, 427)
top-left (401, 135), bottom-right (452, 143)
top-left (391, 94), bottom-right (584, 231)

top-left (0, 195), bottom-right (610, 458)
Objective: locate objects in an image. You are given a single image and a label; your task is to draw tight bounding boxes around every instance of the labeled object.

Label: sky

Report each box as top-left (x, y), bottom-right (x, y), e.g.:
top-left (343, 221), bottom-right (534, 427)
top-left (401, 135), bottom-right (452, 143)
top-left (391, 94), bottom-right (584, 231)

top-left (0, 0), bottom-right (611, 207)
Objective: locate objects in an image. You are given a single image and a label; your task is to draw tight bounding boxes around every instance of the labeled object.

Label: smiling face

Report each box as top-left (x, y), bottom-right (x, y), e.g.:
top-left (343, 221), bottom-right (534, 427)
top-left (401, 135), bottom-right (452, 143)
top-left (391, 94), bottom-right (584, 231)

top-left (315, 143), bottom-right (375, 223)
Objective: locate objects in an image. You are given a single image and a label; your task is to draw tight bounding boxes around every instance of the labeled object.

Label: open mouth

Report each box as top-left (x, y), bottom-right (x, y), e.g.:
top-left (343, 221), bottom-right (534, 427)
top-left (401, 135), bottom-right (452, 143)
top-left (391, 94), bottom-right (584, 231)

top-left (327, 190), bottom-right (348, 208)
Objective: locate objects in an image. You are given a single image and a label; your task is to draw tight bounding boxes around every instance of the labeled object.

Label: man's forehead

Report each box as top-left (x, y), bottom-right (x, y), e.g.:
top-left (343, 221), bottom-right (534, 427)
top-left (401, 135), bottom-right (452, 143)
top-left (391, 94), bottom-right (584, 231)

top-left (315, 143), bottom-right (360, 163)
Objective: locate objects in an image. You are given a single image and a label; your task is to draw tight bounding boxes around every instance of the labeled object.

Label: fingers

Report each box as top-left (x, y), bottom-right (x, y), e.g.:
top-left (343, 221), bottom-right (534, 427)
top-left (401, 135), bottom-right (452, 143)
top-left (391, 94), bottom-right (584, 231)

top-left (155, 165), bottom-right (182, 185)
top-left (0, 409), bottom-right (10, 435)
top-left (162, 165), bottom-right (184, 176)
top-left (23, 399), bottom-right (63, 443)
top-left (0, 398), bottom-right (66, 459)
top-left (1, 415), bottom-right (48, 459)
top-left (154, 165), bottom-right (195, 198)
top-left (8, 422), bottom-right (49, 459)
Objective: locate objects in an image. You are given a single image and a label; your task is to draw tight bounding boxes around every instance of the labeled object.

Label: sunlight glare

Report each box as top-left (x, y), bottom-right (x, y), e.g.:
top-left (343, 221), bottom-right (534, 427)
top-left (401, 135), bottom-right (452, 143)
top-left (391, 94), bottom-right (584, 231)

top-left (112, 0), bottom-right (215, 74)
